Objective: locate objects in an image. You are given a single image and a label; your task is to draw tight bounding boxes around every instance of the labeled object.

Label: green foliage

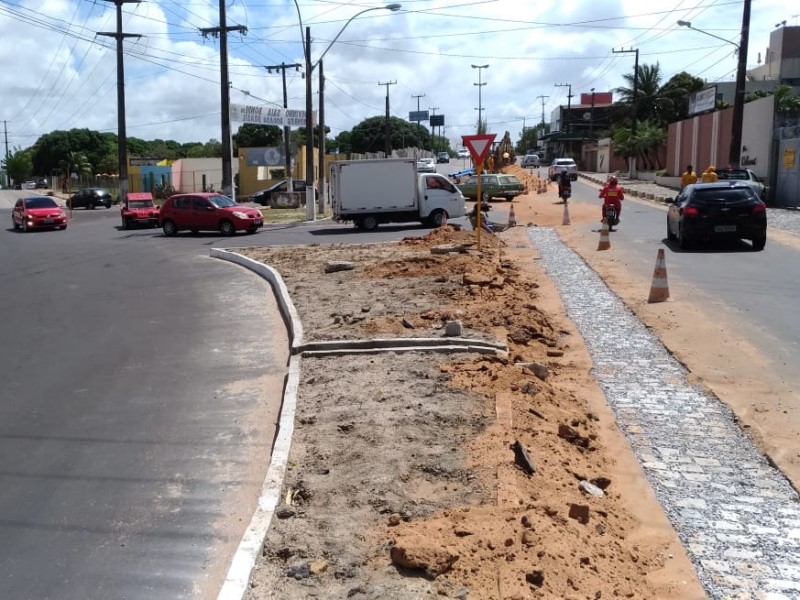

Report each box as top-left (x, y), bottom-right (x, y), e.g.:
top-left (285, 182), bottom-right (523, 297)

top-left (614, 64), bottom-right (705, 126)
top-left (774, 85), bottom-right (800, 112)
top-left (329, 130), bottom-right (352, 154)
top-left (611, 120), bottom-right (665, 170)
top-left (516, 126), bottom-right (540, 154)
top-left (232, 124), bottom-right (283, 152)
top-left (348, 117), bottom-right (430, 154)
top-left (2, 146), bottom-right (33, 182)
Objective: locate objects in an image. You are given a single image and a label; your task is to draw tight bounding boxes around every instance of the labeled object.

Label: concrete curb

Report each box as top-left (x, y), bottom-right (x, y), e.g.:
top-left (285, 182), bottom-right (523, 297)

top-left (298, 336), bottom-right (506, 356)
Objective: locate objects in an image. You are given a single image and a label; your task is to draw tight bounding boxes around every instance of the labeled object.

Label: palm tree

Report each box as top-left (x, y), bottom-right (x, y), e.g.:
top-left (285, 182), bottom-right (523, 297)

top-left (615, 63), bottom-right (664, 124)
top-left (59, 151), bottom-right (92, 192)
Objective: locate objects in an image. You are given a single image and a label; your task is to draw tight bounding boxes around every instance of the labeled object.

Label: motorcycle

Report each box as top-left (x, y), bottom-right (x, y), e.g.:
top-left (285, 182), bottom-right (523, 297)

top-left (558, 182), bottom-right (572, 203)
top-left (603, 203), bottom-right (619, 231)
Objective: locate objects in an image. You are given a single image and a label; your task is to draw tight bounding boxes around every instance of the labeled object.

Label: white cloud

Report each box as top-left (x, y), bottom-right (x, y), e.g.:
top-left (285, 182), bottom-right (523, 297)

top-left (0, 0), bottom-right (794, 151)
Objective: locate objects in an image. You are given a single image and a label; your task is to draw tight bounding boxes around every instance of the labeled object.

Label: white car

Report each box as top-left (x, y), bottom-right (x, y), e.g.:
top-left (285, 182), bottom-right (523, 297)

top-left (416, 158), bottom-right (436, 173)
top-left (716, 168), bottom-right (767, 201)
top-left (521, 154), bottom-right (540, 168)
top-left (456, 149), bottom-right (470, 158)
top-left (548, 158), bottom-right (578, 181)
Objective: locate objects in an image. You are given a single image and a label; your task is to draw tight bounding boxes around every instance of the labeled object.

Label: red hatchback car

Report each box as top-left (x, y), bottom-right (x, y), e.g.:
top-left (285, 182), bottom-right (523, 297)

top-left (158, 193), bottom-right (263, 236)
top-left (12, 196), bottom-right (68, 232)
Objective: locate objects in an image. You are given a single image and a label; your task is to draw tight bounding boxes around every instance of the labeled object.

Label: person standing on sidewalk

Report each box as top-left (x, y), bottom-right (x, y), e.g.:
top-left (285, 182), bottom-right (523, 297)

top-left (680, 165), bottom-right (697, 189)
top-left (701, 165), bottom-right (718, 183)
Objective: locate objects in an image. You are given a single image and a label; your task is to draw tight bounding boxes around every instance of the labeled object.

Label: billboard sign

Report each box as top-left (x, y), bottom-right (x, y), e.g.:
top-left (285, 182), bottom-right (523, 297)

top-left (688, 86), bottom-right (717, 115)
top-left (409, 110), bottom-right (429, 122)
top-left (244, 147), bottom-right (285, 167)
top-left (230, 104), bottom-right (313, 127)
top-left (430, 114), bottom-right (445, 127)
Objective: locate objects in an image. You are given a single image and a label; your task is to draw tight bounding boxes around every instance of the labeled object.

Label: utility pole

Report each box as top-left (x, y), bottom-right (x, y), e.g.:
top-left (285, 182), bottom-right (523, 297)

top-left (318, 59), bottom-right (327, 213)
top-left (535, 94), bottom-right (549, 141)
top-left (411, 93), bottom-right (425, 147)
top-left (429, 106), bottom-right (439, 152)
top-left (98, 0), bottom-right (141, 203)
top-left (200, 6), bottom-right (247, 199)
top-left (730, 0), bottom-right (752, 167)
top-left (554, 83), bottom-right (573, 132)
top-left (3, 120), bottom-right (9, 161)
top-left (264, 62), bottom-right (301, 193)
top-left (590, 88), bottom-right (596, 137)
top-left (304, 26), bottom-right (314, 202)
top-left (472, 64), bottom-right (489, 133)
top-left (378, 80), bottom-right (397, 157)
top-left (613, 47), bottom-right (639, 176)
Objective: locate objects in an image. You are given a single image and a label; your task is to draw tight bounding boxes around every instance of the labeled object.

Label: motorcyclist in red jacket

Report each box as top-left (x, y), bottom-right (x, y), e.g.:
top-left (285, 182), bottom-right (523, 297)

top-left (598, 176), bottom-right (624, 221)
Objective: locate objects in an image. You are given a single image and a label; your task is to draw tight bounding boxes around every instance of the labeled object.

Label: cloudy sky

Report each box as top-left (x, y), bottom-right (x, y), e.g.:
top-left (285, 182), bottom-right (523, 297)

top-left (0, 0), bottom-right (794, 152)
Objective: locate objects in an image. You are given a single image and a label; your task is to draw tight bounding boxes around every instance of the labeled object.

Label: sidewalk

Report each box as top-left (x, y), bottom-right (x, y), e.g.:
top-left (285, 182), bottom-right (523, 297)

top-left (580, 172), bottom-right (800, 238)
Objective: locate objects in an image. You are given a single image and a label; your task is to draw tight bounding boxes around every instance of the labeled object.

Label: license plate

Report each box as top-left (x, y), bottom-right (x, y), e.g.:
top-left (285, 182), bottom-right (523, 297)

top-left (715, 225), bottom-right (736, 232)
top-left (44, 219), bottom-right (54, 224)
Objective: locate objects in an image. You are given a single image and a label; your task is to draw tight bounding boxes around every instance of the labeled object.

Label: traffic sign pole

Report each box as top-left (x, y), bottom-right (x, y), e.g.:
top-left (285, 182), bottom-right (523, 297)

top-left (462, 133), bottom-right (496, 252)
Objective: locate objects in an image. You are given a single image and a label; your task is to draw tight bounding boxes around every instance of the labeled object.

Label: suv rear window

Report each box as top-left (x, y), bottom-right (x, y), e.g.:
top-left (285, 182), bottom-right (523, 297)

top-left (693, 188), bottom-right (754, 203)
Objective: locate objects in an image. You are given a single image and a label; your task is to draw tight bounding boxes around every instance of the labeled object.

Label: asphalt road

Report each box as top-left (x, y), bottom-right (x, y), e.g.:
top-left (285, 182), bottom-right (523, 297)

top-left (0, 202), bottom-right (290, 599)
top-left (564, 177), bottom-right (800, 386)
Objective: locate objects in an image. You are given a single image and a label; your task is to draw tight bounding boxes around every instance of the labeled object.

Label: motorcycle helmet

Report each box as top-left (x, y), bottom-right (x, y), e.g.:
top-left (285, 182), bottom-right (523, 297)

top-left (609, 176), bottom-right (618, 185)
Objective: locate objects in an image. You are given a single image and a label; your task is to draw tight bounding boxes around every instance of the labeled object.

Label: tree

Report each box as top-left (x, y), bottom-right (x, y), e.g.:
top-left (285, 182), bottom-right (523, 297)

top-left (60, 151), bottom-right (92, 190)
top-left (2, 146), bottom-right (33, 183)
top-left (656, 72), bottom-right (706, 124)
top-left (329, 130), bottom-right (352, 154)
top-left (349, 117), bottom-right (430, 154)
top-left (516, 126), bottom-right (539, 154)
top-left (615, 63), bottom-right (663, 123)
top-left (232, 124), bottom-right (283, 152)
top-left (774, 85), bottom-right (800, 112)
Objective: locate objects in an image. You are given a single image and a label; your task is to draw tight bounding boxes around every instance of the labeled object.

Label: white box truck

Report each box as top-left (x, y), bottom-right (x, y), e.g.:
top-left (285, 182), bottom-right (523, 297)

top-left (330, 158), bottom-right (467, 231)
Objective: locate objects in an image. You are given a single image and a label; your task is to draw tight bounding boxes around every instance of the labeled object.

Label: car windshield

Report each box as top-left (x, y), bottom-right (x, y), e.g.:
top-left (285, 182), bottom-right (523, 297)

top-left (694, 188), bottom-right (754, 202)
top-left (25, 197), bottom-right (58, 209)
top-left (128, 200), bottom-right (154, 209)
top-left (90, 189), bottom-right (109, 194)
top-left (208, 194), bottom-right (237, 208)
top-left (499, 176), bottom-right (520, 185)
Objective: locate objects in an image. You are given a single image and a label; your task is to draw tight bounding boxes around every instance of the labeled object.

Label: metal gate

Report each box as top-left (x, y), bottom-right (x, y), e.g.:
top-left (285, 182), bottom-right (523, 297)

top-left (775, 128), bottom-right (800, 208)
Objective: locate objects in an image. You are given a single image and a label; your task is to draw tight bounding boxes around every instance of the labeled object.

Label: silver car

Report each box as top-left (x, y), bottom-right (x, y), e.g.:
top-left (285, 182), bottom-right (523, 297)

top-left (548, 158), bottom-right (578, 181)
top-left (416, 158), bottom-right (436, 173)
top-left (716, 167), bottom-right (767, 201)
top-left (521, 154), bottom-right (540, 168)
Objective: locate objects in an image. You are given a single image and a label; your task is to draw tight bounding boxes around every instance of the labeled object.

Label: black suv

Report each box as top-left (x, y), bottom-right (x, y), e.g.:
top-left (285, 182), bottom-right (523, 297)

top-left (251, 180), bottom-right (317, 207)
top-left (68, 188), bottom-right (113, 209)
top-left (436, 152), bottom-right (450, 164)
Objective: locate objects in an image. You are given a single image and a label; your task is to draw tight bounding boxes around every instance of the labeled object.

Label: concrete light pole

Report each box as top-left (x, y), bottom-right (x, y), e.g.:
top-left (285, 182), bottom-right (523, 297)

top-left (472, 64), bottom-right (489, 132)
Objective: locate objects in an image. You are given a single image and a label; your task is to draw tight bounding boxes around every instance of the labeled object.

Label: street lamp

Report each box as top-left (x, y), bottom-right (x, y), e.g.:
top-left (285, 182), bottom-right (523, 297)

top-left (295, 2), bottom-right (401, 218)
top-left (678, 2), bottom-right (751, 167)
top-left (472, 64), bottom-right (489, 133)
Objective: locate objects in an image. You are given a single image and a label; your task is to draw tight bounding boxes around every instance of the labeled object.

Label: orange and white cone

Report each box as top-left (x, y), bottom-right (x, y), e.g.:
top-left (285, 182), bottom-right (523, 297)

top-left (508, 203), bottom-right (517, 227)
top-left (597, 219), bottom-right (611, 250)
top-left (647, 248), bottom-right (670, 303)
top-left (562, 202), bottom-right (571, 226)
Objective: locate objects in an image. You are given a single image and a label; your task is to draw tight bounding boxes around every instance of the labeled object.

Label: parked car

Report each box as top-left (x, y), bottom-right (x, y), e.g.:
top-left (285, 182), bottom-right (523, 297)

top-left (457, 148), bottom-right (470, 158)
top-left (251, 180), bottom-right (317, 207)
top-left (12, 196), bottom-right (68, 232)
top-left (416, 158), bottom-right (436, 173)
top-left (456, 173), bottom-right (526, 202)
top-left (521, 154), bottom-right (540, 168)
top-left (68, 188), bottom-right (113, 210)
top-left (13, 183), bottom-right (22, 190)
top-left (35, 178), bottom-right (49, 189)
top-left (121, 192), bottom-right (159, 229)
top-left (716, 167), bottom-right (766, 201)
top-left (548, 158), bottom-right (578, 181)
top-left (436, 151), bottom-right (450, 164)
top-left (667, 182), bottom-right (767, 251)
top-left (159, 193), bottom-right (263, 236)
top-left (23, 181), bottom-right (37, 189)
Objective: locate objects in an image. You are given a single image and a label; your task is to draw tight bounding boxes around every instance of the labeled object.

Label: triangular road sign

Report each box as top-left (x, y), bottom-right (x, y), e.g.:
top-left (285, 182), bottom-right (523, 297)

top-left (462, 134), bottom-right (496, 164)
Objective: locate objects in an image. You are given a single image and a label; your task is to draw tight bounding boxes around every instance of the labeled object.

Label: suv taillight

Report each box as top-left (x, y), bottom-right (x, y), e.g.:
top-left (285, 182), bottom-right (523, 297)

top-left (684, 206), bottom-right (699, 216)
top-left (752, 203), bottom-right (766, 214)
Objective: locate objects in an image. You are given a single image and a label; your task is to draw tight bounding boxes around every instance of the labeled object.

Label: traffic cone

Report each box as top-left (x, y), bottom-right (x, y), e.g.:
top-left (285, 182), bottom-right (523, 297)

top-left (597, 219), bottom-right (611, 250)
top-left (508, 203), bottom-right (517, 227)
top-left (562, 202), bottom-right (571, 226)
top-left (647, 248), bottom-right (670, 303)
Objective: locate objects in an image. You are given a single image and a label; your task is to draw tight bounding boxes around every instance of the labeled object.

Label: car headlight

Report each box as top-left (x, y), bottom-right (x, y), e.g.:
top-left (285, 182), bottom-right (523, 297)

top-left (232, 211), bottom-right (249, 219)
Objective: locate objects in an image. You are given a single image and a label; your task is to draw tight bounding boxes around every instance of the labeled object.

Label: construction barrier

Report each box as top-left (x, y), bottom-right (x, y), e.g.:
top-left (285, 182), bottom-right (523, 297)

top-left (597, 219), bottom-right (611, 250)
top-left (647, 248), bottom-right (670, 303)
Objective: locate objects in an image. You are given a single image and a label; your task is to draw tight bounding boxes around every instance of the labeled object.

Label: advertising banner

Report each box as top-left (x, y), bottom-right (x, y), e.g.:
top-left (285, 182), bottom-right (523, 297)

top-left (688, 86), bottom-right (717, 115)
top-left (230, 104), bottom-right (314, 127)
top-left (409, 110), bottom-right (429, 122)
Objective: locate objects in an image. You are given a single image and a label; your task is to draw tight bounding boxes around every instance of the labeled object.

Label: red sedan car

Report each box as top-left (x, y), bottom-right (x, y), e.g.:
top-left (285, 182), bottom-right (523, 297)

top-left (158, 193), bottom-right (263, 236)
top-left (12, 196), bottom-right (68, 232)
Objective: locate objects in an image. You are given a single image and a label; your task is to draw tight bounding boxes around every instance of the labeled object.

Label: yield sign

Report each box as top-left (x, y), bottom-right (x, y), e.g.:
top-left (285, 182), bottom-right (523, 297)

top-left (462, 134), bottom-right (496, 164)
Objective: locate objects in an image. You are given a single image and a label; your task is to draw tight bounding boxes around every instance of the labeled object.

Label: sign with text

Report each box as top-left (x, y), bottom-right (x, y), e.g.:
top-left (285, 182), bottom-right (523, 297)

top-left (462, 133), bottom-right (496, 164)
top-left (230, 104), bottom-right (314, 127)
top-left (688, 86), bottom-right (717, 115)
top-left (409, 110), bottom-right (429, 122)
top-left (430, 114), bottom-right (445, 127)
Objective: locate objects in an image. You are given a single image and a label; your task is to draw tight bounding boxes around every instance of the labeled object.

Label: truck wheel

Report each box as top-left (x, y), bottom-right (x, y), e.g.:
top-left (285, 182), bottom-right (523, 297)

top-left (428, 209), bottom-right (447, 227)
top-left (361, 216), bottom-right (379, 231)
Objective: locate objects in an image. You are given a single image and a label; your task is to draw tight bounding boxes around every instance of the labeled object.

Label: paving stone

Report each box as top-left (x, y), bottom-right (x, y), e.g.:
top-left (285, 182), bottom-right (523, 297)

top-left (528, 227), bottom-right (800, 600)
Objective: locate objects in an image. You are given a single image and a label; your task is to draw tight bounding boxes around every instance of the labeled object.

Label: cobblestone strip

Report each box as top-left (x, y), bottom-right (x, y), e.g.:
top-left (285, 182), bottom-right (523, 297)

top-left (528, 227), bottom-right (800, 600)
